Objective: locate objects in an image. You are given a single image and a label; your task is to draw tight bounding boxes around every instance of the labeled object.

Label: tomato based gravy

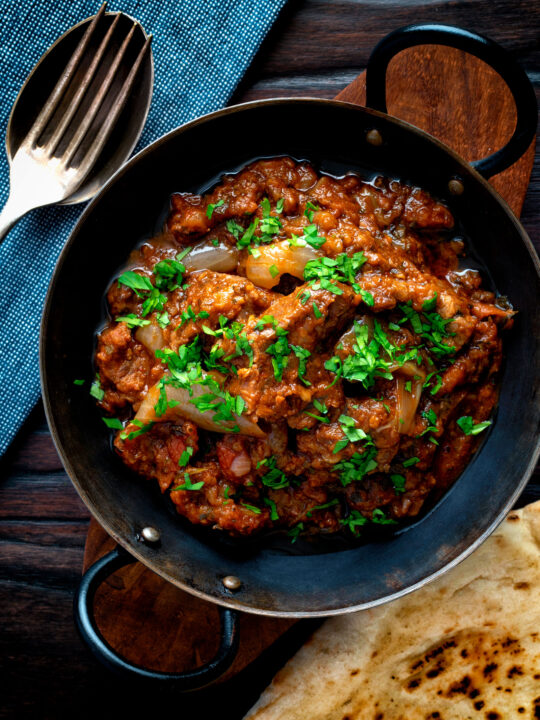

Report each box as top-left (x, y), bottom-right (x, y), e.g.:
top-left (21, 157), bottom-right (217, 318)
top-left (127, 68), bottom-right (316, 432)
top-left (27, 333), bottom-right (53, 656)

top-left (93, 157), bottom-right (512, 540)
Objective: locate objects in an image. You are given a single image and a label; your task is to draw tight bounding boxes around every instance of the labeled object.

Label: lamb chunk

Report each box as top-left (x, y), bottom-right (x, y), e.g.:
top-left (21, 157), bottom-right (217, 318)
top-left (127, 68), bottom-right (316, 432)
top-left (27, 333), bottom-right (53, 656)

top-left (163, 269), bottom-right (276, 352)
top-left (114, 421), bottom-right (199, 493)
top-left (170, 460), bottom-right (270, 534)
top-left (96, 322), bottom-right (162, 412)
top-left (225, 284), bottom-right (359, 421)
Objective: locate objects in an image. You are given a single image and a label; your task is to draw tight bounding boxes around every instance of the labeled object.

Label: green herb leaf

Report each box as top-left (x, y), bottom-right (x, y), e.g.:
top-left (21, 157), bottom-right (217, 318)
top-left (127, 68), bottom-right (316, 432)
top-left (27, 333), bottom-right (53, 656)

top-left (390, 473), bottom-right (406, 493)
top-left (372, 508), bottom-right (398, 525)
top-left (259, 455), bottom-right (289, 490)
top-left (120, 420), bottom-right (154, 441)
top-left (456, 416), bottom-right (492, 436)
top-left (206, 198), bottom-right (225, 219)
top-left (90, 375), bottom-right (105, 402)
top-left (287, 522), bottom-right (304, 543)
top-left (102, 417), bottom-right (123, 430)
top-left (263, 497), bottom-right (279, 521)
top-left (307, 498), bottom-right (339, 517)
top-left (335, 446), bottom-right (378, 487)
top-left (172, 472), bottom-right (205, 491)
top-left (178, 447), bottom-right (194, 467)
top-left (340, 510), bottom-right (367, 535)
top-left (116, 314), bottom-right (151, 329)
top-left (117, 271), bottom-right (153, 295)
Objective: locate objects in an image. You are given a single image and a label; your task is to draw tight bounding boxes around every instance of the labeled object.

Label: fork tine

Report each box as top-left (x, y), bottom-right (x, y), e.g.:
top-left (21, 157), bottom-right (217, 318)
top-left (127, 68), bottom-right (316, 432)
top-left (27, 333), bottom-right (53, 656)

top-left (61, 20), bottom-right (140, 168)
top-left (45, 12), bottom-right (121, 158)
top-left (25, 3), bottom-right (107, 147)
top-left (73, 33), bottom-right (152, 181)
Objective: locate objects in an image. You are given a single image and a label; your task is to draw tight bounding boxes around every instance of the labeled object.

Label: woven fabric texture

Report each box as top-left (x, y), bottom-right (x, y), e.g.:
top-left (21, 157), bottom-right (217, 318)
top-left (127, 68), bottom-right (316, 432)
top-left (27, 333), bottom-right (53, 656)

top-left (0, 0), bottom-right (286, 455)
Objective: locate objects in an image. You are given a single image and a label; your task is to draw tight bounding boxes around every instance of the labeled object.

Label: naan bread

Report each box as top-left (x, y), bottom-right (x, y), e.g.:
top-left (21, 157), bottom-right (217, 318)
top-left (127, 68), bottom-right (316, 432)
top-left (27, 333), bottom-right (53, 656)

top-left (245, 501), bottom-right (540, 720)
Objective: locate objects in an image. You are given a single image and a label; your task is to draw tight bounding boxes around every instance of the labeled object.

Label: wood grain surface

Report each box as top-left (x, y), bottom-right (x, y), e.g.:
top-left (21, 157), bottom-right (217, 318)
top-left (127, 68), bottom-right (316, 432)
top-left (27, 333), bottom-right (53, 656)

top-left (1, 2), bottom-right (539, 718)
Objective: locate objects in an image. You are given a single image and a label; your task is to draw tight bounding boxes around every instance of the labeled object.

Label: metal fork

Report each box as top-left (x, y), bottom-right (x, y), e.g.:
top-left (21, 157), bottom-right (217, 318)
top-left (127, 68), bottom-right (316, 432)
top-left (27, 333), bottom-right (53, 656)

top-left (0, 4), bottom-right (152, 242)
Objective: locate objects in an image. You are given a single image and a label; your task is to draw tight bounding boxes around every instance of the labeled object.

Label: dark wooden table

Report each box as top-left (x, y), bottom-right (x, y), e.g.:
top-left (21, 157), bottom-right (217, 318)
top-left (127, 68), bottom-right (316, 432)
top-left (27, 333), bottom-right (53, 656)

top-left (1, 2), bottom-right (538, 718)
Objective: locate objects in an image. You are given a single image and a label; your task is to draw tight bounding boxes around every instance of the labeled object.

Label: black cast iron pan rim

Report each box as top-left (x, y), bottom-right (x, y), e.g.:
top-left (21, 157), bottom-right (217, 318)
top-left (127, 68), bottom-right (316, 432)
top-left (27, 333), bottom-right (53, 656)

top-left (41, 96), bottom-right (540, 618)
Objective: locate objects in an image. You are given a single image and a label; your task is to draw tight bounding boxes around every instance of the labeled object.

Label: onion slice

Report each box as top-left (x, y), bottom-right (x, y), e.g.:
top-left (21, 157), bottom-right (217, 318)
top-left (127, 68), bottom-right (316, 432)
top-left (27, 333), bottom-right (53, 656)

top-left (395, 375), bottom-right (424, 434)
top-left (135, 323), bottom-right (164, 354)
top-left (185, 240), bottom-right (239, 273)
top-left (246, 241), bottom-right (319, 289)
top-left (134, 381), bottom-right (264, 438)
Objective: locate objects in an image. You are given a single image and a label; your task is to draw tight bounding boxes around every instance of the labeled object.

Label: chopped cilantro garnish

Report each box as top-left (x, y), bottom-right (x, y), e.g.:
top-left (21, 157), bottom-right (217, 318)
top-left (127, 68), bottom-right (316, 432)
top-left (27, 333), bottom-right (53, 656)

top-left (340, 510), bottom-right (367, 535)
top-left (241, 502), bottom-right (262, 514)
top-left (456, 416), bottom-right (492, 435)
top-left (422, 292), bottom-right (438, 311)
top-left (73, 379), bottom-right (85, 386)
top-left (312, 302), bottom-right (322, 318)
top-left (276, 198), bottom-right (285, 214)
top-left (179, 305), bottom-right (210, 326)
top-left (304, 251), bottom-right (366, 294)
top-left (304, 398), bottom-right (329, 423)
top-left (90, 374), bottom-right (104, 402)
top-left (117, 269), bottom-right (170, 318)
top-left (372, 508), bottom-right (398, 525)
top-left (399, 300), bottom-right (455, 358)
top-left (226, 219), bottom-right (244, 239)
top-left (156, 312), bottom-right (170, 329)
top-left (304, 410), bottom-right (330, 424)
top-left (403, 456), bottom-right (420, 467)
top-left (120, 419), bottom-right (154, 441)
top-left (390, 473), bottom-right (406, 493)
top-left (178, 446), bottom-right (194, 467)
top-left (359, 289), bottom-right (375, 306)
top-left (102, 417), bottom-right (123, 430)
top-left (298, 289), bottom-right (311, 305)
top-left (153, 255), bottom-right (187, 292)
top-left (172, 472), bottom-right (204, 491)
top-left (302, 223), bottom-right (326, 249)
top-left (306, 498), bottom-right (339, 517)
top-left (417, 407), bottom-right (438, 438)
top-left (304, 200), bottom-right (320, 223)
top-left (263, 497), bottom-right (279, 521)
top-left (326, 320), bottom-right (395, 390)
top-left (116, 314), bottom-right (151, 329)
top-left (206, 198), bottom-right (225, 218)
top-left (333, 415), bottom-right (373, 453)
top-left (288, 522), bottom-right (304, 543)
top-left (423, 370), bottom-right (443, 396)
top-left (117, 271), bottom-right (153, 295)
top-left (334, 446), bottom-right (378, 487)
top-left (290, 345), bottom-right (311, 386)
top-left (269, 264), bottom-right (280, 278)
top-left (259, 456), bottom-right (289, 489)
top-left (236, 218), bottom-right (260, 252)
top-left (260, 197), bottom-right (283, 236)
top-left (262, 320), bottom-right (291, 382)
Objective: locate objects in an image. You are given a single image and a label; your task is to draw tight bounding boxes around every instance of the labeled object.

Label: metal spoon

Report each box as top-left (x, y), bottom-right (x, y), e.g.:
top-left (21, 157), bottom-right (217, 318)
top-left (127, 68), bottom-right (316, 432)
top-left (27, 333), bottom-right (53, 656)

top-left (0, 3), bottom-right (153, 242)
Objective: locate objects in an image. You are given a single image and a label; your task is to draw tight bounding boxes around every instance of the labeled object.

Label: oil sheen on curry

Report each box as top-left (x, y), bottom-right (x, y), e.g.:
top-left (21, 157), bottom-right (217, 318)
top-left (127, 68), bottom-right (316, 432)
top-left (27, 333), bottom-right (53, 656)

top-left (94, 157), bottom-right (512, 540)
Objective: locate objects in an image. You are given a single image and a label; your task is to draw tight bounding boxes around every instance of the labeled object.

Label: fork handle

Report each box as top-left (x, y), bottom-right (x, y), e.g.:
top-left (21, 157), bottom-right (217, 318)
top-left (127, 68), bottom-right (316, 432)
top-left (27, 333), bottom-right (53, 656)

top-left (0, 194), bottom-right (30, 243)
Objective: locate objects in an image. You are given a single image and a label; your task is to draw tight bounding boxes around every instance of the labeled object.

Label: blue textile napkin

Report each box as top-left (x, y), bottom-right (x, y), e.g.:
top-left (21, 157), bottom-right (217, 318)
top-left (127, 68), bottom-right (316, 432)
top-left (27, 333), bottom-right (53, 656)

top-left (0, 0), bottom-right (287, 455)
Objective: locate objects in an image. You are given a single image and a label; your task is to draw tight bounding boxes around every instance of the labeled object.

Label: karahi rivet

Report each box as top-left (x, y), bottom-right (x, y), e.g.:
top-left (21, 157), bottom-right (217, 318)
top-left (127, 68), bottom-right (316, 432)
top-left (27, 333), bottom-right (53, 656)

top-left (366, 129), bottom-right (383, 146)
top-left (222, 575), bottom-right (242, 591)
top-left (448, 178), bottom-right (465, 195)
top-left (141, 526), bottom-right (161, 544)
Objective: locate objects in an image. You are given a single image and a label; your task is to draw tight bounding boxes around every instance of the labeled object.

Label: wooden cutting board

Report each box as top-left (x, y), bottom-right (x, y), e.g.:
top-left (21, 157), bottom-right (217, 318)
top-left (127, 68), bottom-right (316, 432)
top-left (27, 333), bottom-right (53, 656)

top-left (83, 44), bottom-right (536, 680)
